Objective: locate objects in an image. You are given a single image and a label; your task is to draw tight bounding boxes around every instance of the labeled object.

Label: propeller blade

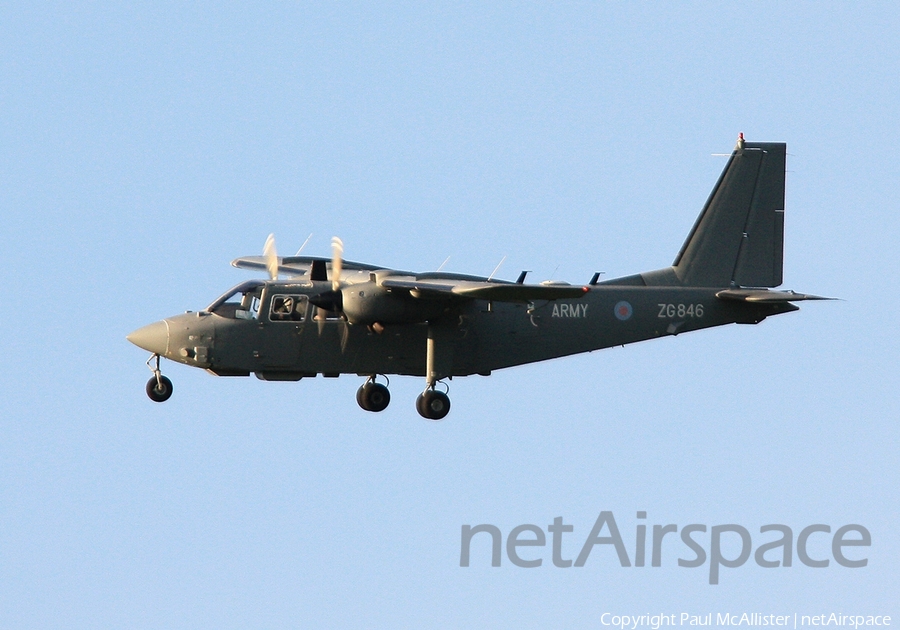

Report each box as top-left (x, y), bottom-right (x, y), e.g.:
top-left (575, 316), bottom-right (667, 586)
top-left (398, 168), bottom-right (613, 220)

top-left (331, 237), bottom-right (344, 291)
top-left (314, 306), bottom-right (348, 352)
top-left (340, 319), bottom-right (350, 353)
top-left (315, 307), bottom-right (326, 336)
top-left (263, 233), bottom-right (278, 281)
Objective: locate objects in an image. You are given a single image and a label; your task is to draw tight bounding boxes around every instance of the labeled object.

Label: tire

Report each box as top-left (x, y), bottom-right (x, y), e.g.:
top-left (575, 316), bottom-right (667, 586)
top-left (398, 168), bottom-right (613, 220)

top-left (416, 393), bottom-right (429, 418)
top-left (358, 383), bottom-right (390, 412)
top-left (416, 390), bottom-right (450, 420)
top-left (364, 383), bottom-right (390, 412)
top-left (357, 384), bottom-right (370, 411)
top-left (146, 375), bottom-right (173, 402)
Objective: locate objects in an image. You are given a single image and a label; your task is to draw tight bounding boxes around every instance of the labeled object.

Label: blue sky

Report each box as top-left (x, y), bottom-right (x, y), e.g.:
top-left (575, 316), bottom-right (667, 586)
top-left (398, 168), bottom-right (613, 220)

top-left (1, 2), bottom-right (898, 628)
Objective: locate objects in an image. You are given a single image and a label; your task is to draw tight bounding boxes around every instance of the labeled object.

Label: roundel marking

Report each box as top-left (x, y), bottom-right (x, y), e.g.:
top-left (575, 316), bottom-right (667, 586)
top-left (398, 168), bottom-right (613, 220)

top-left (614, 301), bottom-right (633, 321)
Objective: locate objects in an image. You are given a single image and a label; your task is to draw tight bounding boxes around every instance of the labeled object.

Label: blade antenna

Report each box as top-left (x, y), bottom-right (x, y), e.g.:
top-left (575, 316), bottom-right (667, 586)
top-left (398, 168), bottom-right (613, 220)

top-left (488, 255), bottom-right (507, 281)
top-left (295, 233), bottom-right (313, 255)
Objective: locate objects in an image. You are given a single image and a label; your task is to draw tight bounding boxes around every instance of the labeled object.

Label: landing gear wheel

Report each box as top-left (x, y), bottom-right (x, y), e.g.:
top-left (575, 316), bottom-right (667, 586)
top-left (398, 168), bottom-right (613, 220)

top-left (416, 390), bottom-right (450, 420)
top-left (146, 375), bottom-right (173, 402)
top-left (357, 382), bottom-right (390, 412)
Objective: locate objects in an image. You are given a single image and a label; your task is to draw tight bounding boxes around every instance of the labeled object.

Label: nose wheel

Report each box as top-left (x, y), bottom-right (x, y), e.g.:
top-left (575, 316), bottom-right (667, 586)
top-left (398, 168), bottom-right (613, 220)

top-left (144, 354), bottom-right (173, 402)
top-left (357, 376), bottom-right (391, 412)
top-left (146, 375), bottom-right (173, 402)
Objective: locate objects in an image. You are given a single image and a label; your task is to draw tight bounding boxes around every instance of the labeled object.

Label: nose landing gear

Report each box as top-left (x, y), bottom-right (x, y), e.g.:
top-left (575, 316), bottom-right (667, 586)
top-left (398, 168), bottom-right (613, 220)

top-left (144, 354), bottom-right (173, 402)
top-left (356, 376), bottom-right (391, 412)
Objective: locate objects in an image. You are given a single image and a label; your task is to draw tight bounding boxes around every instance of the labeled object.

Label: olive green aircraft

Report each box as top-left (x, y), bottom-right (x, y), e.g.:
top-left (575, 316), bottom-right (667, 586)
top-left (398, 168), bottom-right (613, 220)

top-left (128, 136), bottom-right (828, 419)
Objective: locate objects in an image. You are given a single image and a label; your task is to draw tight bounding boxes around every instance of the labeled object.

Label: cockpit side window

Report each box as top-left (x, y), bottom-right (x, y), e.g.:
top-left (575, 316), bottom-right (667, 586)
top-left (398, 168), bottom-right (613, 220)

top-left (269, 294), bottom-right (308, 322)
top-left (236, 292), bottom-right (261, 320)
top-left (207, 281), bottom-right (265, 319)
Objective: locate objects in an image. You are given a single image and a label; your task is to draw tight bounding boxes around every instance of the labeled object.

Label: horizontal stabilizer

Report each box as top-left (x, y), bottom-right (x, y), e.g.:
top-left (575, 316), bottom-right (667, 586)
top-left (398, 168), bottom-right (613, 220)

top-left (716, 289), bottom-right (835, 303)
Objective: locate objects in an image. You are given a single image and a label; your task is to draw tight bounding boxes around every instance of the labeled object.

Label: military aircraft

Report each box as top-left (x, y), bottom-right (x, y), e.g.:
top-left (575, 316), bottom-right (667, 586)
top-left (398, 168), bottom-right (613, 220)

top-left (128, 136), bottom-right (829, 419)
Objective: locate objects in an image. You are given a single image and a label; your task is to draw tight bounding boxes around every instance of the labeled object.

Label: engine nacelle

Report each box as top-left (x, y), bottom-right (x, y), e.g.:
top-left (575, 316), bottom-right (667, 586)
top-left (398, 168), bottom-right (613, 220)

top-left (341, 281), bottom-right (448, 326)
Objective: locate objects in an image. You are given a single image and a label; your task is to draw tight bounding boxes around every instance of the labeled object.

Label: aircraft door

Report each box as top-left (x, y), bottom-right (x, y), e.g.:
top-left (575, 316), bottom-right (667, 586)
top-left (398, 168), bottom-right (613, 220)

top-left (261, 293), bottom-right (307, 367)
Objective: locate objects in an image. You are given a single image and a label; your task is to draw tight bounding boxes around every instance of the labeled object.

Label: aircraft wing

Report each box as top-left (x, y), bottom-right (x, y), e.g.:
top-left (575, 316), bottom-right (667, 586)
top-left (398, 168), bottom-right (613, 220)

top-left (232, 255), bottom-right (589, 302)
top-left (231, 256), bottom-right (384, 276)
top-left (716, 289), bottom-right (835, 302)
top-left (231, 256), bottom-right (310, 276)
top-left (380, 278), bottom-right (590, 302)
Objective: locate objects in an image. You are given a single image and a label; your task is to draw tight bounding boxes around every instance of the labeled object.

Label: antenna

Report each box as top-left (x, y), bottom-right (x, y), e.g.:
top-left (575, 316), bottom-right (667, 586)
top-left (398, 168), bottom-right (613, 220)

top-left (713, 133), bottom-right (745, 156)
top-left (295, 233), bottom-right (313, 255)
top-left (488, 256), bottom-right (507, 281)
top-left (547, 264), bottom-right (560, 281)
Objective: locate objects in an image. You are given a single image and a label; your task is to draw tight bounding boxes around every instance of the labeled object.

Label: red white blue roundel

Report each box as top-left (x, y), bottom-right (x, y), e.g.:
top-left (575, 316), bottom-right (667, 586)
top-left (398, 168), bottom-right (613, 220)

top-left (614, 301), bottom-right (633, 321)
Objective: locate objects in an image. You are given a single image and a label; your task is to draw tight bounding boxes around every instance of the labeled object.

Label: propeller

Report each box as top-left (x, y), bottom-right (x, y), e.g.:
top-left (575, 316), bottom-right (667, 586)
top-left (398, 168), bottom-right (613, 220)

top-left (257, 233), bottom-right (350, 351)
top-left (308, 236), bottom-right (346, 313)
top-left (263, 233), bottom-right (278, 281)
top-left (332, 236), bottom-right (343, 291)
top-left (307, 236), bottom-right (351, 353)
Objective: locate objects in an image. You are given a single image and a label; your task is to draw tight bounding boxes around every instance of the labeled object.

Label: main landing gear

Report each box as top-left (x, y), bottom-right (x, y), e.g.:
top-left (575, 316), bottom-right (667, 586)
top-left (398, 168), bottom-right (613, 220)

top-left (416, 323), bottom-right (451, 420)
top-left (356, 376), bottom-right (391, 412)
top-left (355, 376), bottom-right (451, 420)
top-left (416, 387), bottom-right (450, 420)
top-left (145, 354), bottom-right (173, 402)
top-left (357, 323), bottom-right (455, 419)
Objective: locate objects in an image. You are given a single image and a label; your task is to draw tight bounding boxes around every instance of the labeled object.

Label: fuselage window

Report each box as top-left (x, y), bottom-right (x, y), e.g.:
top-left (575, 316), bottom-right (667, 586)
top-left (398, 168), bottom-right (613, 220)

top-left (270, 295), bottom-right (308, 322)
top-left (313, 306), bottom-right (343, 321)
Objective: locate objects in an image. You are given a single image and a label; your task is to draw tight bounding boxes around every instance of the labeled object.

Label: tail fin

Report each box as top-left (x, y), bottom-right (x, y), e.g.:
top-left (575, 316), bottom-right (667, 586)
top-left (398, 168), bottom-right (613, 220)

top-left (672, 138), bottom-right (786, 288)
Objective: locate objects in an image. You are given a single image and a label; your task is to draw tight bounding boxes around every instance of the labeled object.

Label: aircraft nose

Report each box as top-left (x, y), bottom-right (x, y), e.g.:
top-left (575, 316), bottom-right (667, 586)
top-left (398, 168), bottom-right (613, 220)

top-left (126, 320), bottom-right (169, 355)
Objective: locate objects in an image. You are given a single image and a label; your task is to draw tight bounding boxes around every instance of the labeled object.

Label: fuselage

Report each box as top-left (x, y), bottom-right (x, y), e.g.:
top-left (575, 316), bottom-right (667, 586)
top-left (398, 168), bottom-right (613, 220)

top-left (127, 278), bottom-right (796, 382)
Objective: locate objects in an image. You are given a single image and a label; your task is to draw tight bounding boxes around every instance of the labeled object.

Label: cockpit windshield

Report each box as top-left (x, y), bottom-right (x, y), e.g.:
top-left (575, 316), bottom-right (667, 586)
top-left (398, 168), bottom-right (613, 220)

top-left (206, 280), bottom-right (266, 319)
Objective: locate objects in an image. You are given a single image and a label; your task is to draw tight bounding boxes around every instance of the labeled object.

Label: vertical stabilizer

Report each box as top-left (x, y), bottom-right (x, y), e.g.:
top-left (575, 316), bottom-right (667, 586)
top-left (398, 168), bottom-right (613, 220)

top-left (672, 138), bottom-right (786, 288)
